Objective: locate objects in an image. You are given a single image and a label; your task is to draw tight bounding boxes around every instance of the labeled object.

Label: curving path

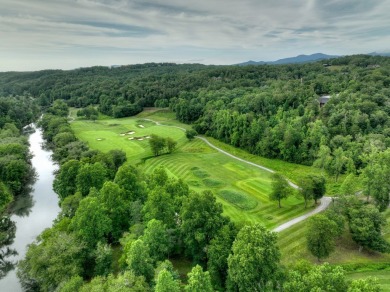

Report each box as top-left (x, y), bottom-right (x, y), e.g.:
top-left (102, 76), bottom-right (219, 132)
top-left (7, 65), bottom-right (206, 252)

top-left (141, 118), bottom-right (332, 231)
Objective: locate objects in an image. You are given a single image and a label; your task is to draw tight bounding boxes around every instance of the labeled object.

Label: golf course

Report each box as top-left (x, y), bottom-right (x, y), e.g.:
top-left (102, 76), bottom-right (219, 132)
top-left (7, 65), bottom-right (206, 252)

top-left (70, 108), bottom-right (317, 228)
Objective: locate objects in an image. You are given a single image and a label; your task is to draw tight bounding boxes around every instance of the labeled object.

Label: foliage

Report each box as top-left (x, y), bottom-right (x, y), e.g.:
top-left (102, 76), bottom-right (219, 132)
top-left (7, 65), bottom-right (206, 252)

top-left (306, 214), bottom-right (338, 261)
top-left (142, 219), bottom-right (172, 263)
top-left (155, 269), bottom-right (181, 292)
top-left (283, 262), bottom-right (348, 292)
top-left (17, 231), bottom-right (85, 292)
top-left (269, 172), bottom-right (291, 208)
top-left (181, 190), bottom-right (228, 262)
top-left (227, 223), bottom-right (281, 291)
top-left (185, 265), bottom-right (213, 292)
top-left (125, 239), bottom-right (154, 283)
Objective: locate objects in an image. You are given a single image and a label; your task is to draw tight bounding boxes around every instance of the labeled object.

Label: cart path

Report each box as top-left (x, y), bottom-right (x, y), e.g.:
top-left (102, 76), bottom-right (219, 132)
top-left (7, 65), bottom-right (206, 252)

top-left (142, 118), bottom-right (332, 232)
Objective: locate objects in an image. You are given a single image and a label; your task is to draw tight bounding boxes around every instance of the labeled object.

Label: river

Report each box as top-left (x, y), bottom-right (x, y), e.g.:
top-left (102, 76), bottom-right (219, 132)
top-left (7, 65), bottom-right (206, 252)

top-left (0, 126), bottom-right (60, 291)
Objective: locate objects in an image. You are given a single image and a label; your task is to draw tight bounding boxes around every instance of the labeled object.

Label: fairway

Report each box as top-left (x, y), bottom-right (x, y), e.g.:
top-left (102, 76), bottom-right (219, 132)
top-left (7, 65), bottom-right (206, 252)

top-left (71, 109), bottom-right (312, 227)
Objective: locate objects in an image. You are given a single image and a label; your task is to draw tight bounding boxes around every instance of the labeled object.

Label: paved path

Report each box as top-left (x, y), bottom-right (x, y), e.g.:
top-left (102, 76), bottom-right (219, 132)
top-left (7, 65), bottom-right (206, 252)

top-left (272, 196), bottom-right (332, 232)
top-left (141, 118), bottom-right (332, 231)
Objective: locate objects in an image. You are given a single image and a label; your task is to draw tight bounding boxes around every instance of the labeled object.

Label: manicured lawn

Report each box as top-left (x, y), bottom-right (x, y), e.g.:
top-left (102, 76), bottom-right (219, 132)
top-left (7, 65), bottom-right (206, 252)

top-left (346, 270), bottom-right (390, 291)
top-left (278, 209), bottom-right (390, 267)
top-left (71, 108), bottom-right (312, 227)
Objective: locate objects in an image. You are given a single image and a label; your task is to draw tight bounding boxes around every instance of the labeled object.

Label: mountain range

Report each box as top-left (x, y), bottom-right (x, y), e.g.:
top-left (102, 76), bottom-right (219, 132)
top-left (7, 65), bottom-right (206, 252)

top-left (237, 52), bottom-right (390, 66)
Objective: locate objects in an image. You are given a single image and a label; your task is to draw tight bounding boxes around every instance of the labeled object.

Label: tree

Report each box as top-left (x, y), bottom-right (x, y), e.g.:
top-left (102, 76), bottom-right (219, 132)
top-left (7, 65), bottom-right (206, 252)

top-left (76, 162), bottom-right (107, 196)
top-left (98, 181), bottom-right (131, 241)
top-left (142, 219), bottom-right (172, 262)
top-left (143, 189), bottom-right (176, 228)
top-left (53, 159), bottom-right (81, 201)
top-left (185, 265), bottom-right (213, 292)
top-left (181, 191), bottom-right (227, 262)
top-left (227, 223), bottom-right (281, 291)
top-left (149, 134), bottom-right (166, 156)
top-left (299, 175), bottom-right (326, 207)
top-left (17, 232), bottom-right (85, 292)
top-left (348, 204), bottom-right (390, 252)
top-left (186, 129), bottom-right (197, 140)
top-left (126, 239), bottom-right (154, 283)
top-left (306, 214), bottom-right (338, 261)
top-left (106, 270), bottom-right (150, 291)
top-left (269, 173), bottom-right (291, 208)
top-left (70, 197), bottom-right (112, 248)
top-left (283, 262), bottom-right (348, 292)
top-left (166, 137), bottom-right (177, 154)
top-left (93, 242), bottom-right (113, 277)
top-left (155, 269), bottom-right (181, 292)
top-left (114, 164), bottom-right (147, 202)
top-left (0, 182), bottom-right (12, 212)
top-left (347, 277), bottom-right (381, 292)
top-left (207, 223), bottom-right (237, 290)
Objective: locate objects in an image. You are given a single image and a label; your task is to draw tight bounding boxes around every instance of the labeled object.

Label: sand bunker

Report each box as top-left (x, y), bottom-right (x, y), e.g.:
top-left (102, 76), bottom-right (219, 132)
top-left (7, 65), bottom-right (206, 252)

top-left (96, 138), bottom-right (103, 141)
top-left (120, 134), bottom-right (125, 136)
top-left (137, 138), bottom-right (144, 141)
top-left (127, 131), bottom-right (135, 135)
top-left (128, 137), bottom-right (134, 140)
top-left (146, 136), bottom-right (151, 139)
top-left (138, 125), bottom-right (145, 128)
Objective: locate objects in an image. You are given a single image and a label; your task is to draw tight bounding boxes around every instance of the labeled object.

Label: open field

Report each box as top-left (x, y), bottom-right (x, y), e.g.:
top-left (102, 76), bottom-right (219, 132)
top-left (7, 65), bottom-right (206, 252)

top-left (71, 108), bottom-right (314, 227)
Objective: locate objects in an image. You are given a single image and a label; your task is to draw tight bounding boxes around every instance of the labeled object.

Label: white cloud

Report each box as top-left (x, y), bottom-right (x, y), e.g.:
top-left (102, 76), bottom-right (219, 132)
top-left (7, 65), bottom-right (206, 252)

top-left (0, 0), bottom-right (389, 71)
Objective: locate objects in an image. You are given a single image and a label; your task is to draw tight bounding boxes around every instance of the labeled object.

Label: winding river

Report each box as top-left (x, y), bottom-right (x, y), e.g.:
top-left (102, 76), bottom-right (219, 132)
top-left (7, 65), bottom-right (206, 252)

top-left (0, 126), bottom-right (60, 291)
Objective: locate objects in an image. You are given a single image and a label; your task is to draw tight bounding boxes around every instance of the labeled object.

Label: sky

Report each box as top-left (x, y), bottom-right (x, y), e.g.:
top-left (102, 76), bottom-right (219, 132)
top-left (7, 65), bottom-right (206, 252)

top-left (1, 0), bottom-right (389, 71)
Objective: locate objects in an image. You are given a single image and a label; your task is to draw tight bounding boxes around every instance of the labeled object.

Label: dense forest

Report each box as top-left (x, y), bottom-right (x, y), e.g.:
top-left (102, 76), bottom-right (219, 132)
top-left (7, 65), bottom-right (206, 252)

top-left (0, 55), bottom-right (389, 291)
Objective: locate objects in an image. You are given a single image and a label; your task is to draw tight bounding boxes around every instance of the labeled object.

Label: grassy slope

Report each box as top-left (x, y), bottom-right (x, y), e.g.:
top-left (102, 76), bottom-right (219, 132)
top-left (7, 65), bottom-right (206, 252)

top-left (278, 208), bottom-right (390, 268)
top-left (346, 270), bottom-right (390, 292)
top-left (71, 108), bottom-right (313, 228)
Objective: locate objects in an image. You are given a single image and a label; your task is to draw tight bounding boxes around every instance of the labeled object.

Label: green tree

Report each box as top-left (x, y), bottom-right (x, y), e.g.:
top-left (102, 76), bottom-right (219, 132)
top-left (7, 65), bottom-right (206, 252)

top-left (155, 269), bottom-right (181, 292)
top-left (76, 162), bottom-right (107, 196)
top-left (306, 214), bottom-right (338, 261)
top-left (347, 277), bottom-right (381, 292)
top-left (59, 275), bottom-right (84, 292)
top-left (283, 262), bottom-right (348, 292)
top-left (269, 172), bottom-right (291, 208)
top-left (17, 232), bottom-right (85, 292)
top-left (0, 182), bottom-right (12, 212)
top-left (70, 197), bottom-right (112, 248)
top-left (227, 224), bottom-right (280, 291)
top-left (98, 181), bottom-right (130, 241)
top-left (114, 164), bottom-right (147, 202)
top-left (181, 191), bottom-right (227, 262)
top-left (126, 239), bottom-right (154, 283)
top-left (185, 265), bottom-right (213, 292)
top-left (143, 189), bottom-right (176, 228)
top-left (106, 271), bottom-right (150, 291)
top-left (93, 242), bottom-right (113, 277)
top-left (142, 219), bottom-right (171, 262)
top-left (186, 129), bottom-right (197, 140)
top-left (166, 137), bottom-right (177, 154)
top-left (149, 134), bottom-right (166, 156)
top-left (207, 223), bottom-right (237, 290)
top-left (53, 159), bottom-right (81, 201)
top-left (349, 204), bottom-right (390, 252)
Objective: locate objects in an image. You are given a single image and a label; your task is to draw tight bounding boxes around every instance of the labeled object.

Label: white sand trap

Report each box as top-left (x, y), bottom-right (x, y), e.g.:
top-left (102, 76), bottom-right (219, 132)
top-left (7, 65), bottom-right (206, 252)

top-left (138, 125), bottom-right (145, 128)
top-left (128, 131), bottom-right (135, 135)
top-left (137, 138), bottom-right (144, 141)
top-left (146, 136), bottom-right (151, 139)
top-left (96, 138), bottom-right (103, 141)
top-left (128, 137), bottom-right (134, 140)
top-left (120, 134), bottom-right (125, 136)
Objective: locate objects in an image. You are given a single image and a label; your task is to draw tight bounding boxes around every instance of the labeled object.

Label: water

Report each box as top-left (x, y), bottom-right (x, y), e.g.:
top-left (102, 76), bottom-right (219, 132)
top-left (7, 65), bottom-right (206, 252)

top-left (0, 126), bottom-right (60, 291)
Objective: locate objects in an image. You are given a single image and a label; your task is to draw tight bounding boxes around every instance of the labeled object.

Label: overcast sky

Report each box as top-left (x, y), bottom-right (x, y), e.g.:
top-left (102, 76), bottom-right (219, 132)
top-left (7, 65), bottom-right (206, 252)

top-left (1, 0), bottom-right (389, 71)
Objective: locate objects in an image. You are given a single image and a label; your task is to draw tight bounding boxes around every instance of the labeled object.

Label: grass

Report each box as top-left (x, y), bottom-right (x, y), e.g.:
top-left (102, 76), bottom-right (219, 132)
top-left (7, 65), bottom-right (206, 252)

top-left (70, 108), bottom-right (313, 228)
top-left (278, 208), bottom-right (390, 268)
top-left (346, 270), bottom-right (390, 291)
